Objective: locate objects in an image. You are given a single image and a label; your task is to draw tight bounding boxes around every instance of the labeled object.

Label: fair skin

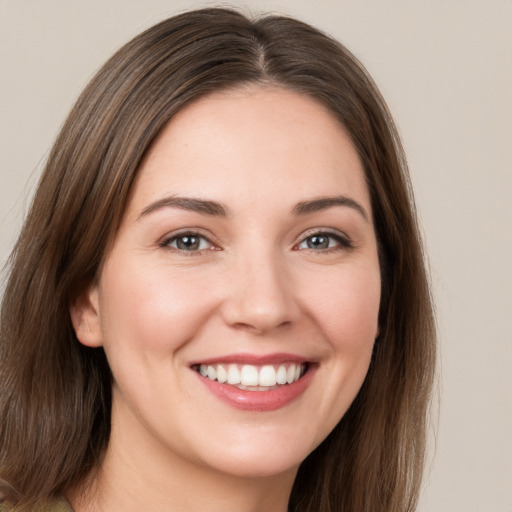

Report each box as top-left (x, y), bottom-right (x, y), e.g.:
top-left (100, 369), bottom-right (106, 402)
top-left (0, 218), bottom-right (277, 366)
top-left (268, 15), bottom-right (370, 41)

top-left (70, 87), bottom-right (381, 512)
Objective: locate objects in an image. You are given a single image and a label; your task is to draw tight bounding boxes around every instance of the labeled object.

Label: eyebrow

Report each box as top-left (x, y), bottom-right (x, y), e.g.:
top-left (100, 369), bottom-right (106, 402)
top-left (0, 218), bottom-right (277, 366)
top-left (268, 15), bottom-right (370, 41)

top-left (138, 194), bottom-right (368, 222)
top-left (292, 196), bottom-right (369, 221)
top-left (138, 196), bottom-right (230, 219)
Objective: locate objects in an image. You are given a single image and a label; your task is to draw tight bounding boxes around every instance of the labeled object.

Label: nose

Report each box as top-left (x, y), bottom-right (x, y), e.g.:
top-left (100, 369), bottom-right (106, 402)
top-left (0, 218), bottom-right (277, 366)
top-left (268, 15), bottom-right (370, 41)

top-left (220, 249), bottom-right (300, 335)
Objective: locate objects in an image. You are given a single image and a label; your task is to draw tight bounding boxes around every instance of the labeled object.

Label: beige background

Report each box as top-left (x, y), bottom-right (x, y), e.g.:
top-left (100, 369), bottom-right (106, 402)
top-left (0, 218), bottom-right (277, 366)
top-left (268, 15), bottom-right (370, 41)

top-left (1, 0), bottom-right (511, 510)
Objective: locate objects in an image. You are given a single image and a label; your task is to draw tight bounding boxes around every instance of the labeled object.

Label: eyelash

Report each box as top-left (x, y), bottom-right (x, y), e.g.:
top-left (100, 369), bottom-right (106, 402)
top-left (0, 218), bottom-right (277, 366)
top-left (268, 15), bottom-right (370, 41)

top-left (160, 229), bottom-right (353, 254)
top-left (160, 231), bottom-right (218, 255)
top-left (293, 229), bottom-right (353, 252)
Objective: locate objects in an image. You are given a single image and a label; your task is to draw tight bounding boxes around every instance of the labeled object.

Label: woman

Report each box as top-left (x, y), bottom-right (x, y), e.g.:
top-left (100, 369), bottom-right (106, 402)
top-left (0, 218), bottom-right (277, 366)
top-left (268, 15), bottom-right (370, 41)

top-left (0, 7), bottom-right (435, 512)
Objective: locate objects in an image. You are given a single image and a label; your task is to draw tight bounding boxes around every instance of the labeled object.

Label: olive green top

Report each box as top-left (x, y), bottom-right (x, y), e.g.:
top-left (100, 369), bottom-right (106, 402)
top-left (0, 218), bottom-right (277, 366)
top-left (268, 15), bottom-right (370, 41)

top-left (0, 497), bottom-right (73, 512)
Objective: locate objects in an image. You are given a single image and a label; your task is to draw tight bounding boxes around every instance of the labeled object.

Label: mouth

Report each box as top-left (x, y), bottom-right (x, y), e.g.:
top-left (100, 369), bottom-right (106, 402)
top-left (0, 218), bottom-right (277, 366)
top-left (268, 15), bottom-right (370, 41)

top-left (191, 362), bottom-right (308, 391)
top-left (190, 355), bottom-right (315, 411)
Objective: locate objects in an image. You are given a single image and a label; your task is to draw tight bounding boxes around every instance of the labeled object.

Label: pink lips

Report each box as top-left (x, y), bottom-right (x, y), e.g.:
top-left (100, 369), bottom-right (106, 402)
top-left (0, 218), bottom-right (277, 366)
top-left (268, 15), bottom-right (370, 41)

top-left (190, 352), bottom-right (309, 366)
top-left (191, 353), bottom-right (315, 412)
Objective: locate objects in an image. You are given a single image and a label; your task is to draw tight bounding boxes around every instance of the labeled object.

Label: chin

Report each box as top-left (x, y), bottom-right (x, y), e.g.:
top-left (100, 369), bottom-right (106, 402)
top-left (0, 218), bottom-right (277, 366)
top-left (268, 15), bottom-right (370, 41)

top-left (194, 426), bottom-right (318, 480)
top-left (211, 452), bottom-right (303, 480)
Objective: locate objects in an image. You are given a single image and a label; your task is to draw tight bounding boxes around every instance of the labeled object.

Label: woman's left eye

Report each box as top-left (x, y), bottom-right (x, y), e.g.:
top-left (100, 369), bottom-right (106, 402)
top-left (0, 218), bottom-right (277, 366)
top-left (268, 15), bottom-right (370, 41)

top-left (296, 232), bottom-right (351, 251)
top-left (164, 233), bottom-right (214, 252)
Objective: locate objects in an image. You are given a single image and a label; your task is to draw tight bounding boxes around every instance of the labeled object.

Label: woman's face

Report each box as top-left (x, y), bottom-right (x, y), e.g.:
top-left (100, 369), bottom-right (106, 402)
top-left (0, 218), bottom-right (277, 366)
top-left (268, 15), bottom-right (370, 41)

top-left (74, 87), bottom-right (381, 480)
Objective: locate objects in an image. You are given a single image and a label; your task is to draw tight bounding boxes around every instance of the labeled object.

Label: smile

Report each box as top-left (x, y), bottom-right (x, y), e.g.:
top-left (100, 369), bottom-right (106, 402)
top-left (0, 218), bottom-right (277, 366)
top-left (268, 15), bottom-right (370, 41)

top-left (193, 362), bottom-right (306, 390)
top-left (190, 355), bottom-right (315, 411)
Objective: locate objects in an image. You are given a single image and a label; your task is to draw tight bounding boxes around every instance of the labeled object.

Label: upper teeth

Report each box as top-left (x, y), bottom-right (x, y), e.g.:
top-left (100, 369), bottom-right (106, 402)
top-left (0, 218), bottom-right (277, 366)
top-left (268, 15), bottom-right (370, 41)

top-left (197, 363), bottom-right (305, 387)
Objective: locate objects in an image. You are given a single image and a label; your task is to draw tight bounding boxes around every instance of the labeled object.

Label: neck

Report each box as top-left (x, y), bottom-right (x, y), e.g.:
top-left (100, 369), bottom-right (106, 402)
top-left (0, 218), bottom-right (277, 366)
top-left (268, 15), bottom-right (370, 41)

top-left (68, 407), bottom-right (297, 512)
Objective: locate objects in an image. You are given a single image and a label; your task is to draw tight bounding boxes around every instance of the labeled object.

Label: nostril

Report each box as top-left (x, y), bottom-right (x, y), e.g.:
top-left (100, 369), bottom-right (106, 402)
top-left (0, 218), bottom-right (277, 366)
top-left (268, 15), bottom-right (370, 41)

top-left (229, 318), bottom-right (293, 335)
top-left (218, 259), bottom-right (300, 333)
top-left (221, 291), bottom-right (299, 334)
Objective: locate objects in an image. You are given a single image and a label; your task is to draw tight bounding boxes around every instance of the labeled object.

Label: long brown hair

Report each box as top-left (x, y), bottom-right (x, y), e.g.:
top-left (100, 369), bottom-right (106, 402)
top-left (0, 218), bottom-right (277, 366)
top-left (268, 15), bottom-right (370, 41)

top-left (0, 8), bottom-right (435, 511)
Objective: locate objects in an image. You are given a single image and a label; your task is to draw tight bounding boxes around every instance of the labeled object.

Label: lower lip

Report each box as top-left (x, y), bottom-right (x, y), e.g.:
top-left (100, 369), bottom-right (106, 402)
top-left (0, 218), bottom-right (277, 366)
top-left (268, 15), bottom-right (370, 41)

top-left (196, 367), bottom-right (315, 412)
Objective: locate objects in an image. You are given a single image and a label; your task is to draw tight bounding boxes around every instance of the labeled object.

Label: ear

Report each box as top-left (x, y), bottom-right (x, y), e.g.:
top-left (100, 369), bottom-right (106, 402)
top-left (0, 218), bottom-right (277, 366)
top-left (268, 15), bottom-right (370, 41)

top-left (70, 284), bottom-right (104, 347)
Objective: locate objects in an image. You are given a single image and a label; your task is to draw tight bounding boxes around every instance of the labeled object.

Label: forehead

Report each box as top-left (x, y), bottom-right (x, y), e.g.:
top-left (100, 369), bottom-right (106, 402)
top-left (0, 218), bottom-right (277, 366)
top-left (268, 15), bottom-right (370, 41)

top-left (127, 87), bottom-right (370, 217)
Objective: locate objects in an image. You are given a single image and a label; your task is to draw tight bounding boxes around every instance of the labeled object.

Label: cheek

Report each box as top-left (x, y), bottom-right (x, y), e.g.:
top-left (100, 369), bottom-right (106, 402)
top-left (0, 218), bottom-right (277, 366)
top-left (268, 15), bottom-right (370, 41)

top-left (306, 263), bottom-right (381, 350)
top-left (98, 258), bottom-right (220, 355)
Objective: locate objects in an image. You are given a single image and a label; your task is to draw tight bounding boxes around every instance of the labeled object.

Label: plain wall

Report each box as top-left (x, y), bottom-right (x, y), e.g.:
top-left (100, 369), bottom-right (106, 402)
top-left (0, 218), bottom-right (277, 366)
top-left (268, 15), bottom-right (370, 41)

top-left (1, 1), bottom-right (511, 510)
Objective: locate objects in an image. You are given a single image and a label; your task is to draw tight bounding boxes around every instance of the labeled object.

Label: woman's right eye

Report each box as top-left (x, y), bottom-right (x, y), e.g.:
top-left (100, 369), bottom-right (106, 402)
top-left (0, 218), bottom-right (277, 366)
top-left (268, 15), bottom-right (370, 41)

top-left (163, 233), bottom-right (215, 252)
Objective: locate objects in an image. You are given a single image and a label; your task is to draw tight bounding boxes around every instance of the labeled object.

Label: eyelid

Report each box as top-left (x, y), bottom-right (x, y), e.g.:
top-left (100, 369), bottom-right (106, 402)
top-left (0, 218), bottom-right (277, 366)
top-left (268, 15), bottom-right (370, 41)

top-left (159, 228), bottom-right (220, 252)
top-left (293, 227), bottom-right (353, 251)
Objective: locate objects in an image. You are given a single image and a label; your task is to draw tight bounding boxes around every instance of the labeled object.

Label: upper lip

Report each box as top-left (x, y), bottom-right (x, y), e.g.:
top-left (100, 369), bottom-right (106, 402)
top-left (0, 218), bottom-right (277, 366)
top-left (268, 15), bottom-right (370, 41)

top-left (189, 352), bottom-right (311, 367)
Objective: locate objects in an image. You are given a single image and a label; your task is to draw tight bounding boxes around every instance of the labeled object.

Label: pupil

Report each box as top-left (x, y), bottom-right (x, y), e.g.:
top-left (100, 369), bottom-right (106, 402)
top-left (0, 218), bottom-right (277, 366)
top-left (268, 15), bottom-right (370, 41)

top-left (177, 236), bottom-right (199, 250)
top-left (308, 235), bottom-right (329, 249)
